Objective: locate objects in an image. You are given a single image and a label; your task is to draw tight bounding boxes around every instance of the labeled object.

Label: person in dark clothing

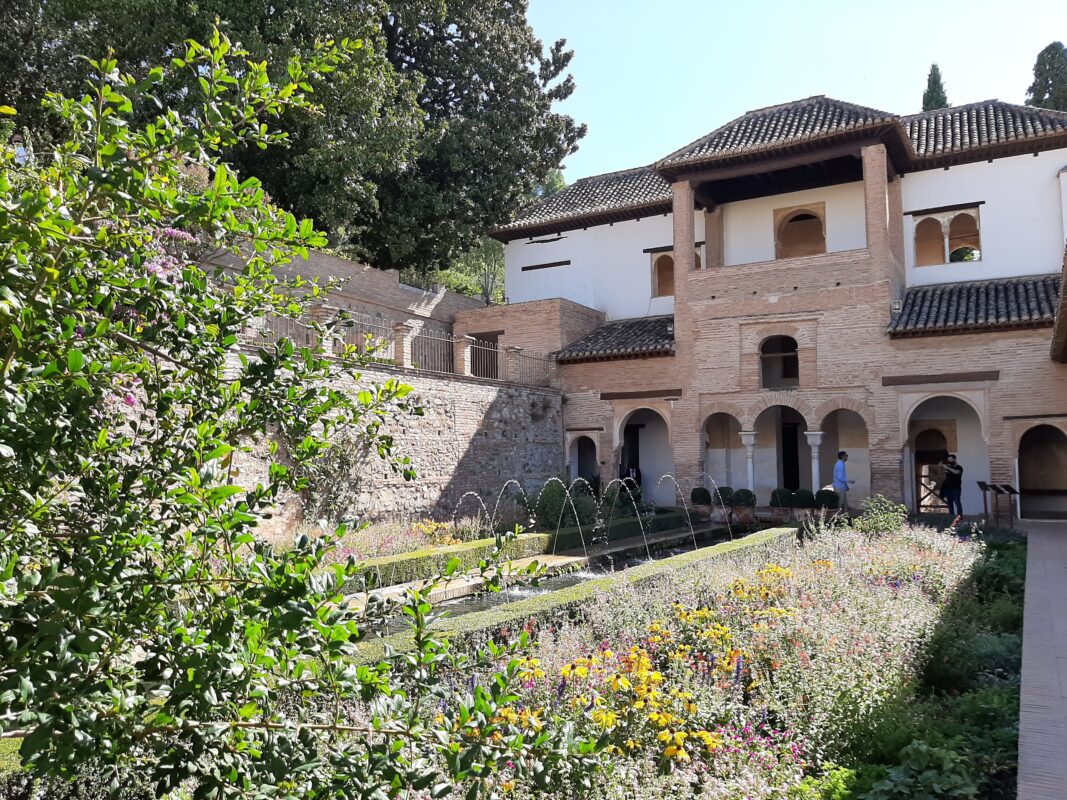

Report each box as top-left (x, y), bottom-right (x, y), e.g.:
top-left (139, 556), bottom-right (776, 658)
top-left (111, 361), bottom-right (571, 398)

top-left (940, 453), bottom-right (964, 518)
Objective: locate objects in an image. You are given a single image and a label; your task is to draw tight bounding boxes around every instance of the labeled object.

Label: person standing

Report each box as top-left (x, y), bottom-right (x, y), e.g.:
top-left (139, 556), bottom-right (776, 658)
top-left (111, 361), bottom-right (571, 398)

top-left (941, 453), bottom-right (964, 519)
top-left (833, 450), bottom-right (856, 514)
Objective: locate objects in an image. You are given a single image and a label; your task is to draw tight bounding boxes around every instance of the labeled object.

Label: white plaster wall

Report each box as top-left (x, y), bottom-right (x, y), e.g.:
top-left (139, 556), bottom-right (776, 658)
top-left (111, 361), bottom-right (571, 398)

top-left (504, 211), bottom-right (705, 320)
top-left (902, 149), bottom-right (1067, 286)
top-left (705, 447), bottom-right (747, 494)
top-left (908, 397), bottom-right (990, 515)
top-left (722, 182), bottom-right (868, 266)
top-left (818, 411), bottom-right (871, 502)
top-left (632, 412), bottom-right (675, 506)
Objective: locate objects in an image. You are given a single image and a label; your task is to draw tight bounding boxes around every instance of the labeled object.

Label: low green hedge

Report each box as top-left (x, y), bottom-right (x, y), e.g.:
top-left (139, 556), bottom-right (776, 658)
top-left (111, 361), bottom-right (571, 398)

top-left (354, 526), bottom-right (797, 664)
top-left (342, 533), bottom-right (554, 592)
top-left (343, 509), bottom-right (691, 592)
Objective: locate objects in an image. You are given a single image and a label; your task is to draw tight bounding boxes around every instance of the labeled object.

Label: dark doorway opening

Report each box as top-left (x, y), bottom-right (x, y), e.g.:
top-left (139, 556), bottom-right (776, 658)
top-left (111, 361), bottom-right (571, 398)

top-left (781, 422), bottom-right (801, 490)
top-left (914, 428), bottom-right (950, 512)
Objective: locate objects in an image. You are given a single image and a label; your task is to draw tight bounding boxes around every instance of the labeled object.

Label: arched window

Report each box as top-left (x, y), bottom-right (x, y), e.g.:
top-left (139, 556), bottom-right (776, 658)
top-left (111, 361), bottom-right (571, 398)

top-left (652, 254), bottom-right (675, 297)
top-left (913, 207), bottom-right (982, 266)
top-left (914, 217), bottom-right (945, 266)
top-left (948, 213), bottom-right (981, 262)
top-left (776, 208), bottom-right (826, 259)
top-left (760, 336), bottom-right (799, 389)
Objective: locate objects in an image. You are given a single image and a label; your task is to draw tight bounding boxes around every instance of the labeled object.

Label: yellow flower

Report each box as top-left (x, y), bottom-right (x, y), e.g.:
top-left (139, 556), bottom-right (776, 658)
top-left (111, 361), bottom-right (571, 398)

top-left (591, 707), bottom-right (619, 730)
top-left (694, 730), bottom-right (724, 751)
top-left (519, 707), bottom-right (544, 732)
top-left (491, 706), bottom-right (519, 725)
top-left (502, 780), bottom-right (516, 793)
top-left (608, 673), bottom-right (632, 692)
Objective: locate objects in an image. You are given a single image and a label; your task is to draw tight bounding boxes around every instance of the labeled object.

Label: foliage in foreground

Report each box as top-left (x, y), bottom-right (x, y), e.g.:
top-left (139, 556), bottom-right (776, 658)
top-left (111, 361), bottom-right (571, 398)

top-left (0, 33), bottom-right (589, 800)
top-left (1, 0), bottom-right (585, 272)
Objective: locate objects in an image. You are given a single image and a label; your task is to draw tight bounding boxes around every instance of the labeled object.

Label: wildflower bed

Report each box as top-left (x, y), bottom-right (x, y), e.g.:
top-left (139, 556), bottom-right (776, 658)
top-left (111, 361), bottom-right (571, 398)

top-left (460, 526), bottom-right (995, 798)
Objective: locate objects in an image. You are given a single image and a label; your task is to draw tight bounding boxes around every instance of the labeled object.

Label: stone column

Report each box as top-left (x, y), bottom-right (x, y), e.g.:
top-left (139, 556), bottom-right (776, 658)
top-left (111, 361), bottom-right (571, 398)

top-left (739, 430), bottom-right (758, 492)
top-left (453, 335), bottom-right (474, 376)
top-left (805, 431), bottom-right (825, 491)
top-left (392, 322), bottom-right (412, 368)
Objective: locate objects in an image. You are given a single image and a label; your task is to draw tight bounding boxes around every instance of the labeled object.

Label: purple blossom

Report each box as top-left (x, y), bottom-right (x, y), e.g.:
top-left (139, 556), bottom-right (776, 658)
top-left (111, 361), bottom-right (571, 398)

top-left (157, 226), bottom-right (199, 244)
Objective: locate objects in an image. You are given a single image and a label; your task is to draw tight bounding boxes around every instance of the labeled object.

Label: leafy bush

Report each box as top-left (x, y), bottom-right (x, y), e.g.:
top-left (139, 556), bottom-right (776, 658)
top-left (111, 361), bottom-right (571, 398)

top-left (770, 487), bottom-right (795, 507)
top-left (713, 485), bottom-right (734, 507)
top-left (533, 478), bottom-right (598, 531)
top-left (866, 741), bottom-right (978, 799)
top-left (854, 494), bottom-right (909, 537)
top-left (792, 488), bottom-right (816, 508)
top-left (732, 488), bottom-right (757, 507)
top-left (791, 763), bottom-right (887, 799)
top-left (602, 481), bottom-right (641, 517)
top-left (690, 487), bottom-right (712, 505)
top-left (815, 488), bottom-right (840, 509)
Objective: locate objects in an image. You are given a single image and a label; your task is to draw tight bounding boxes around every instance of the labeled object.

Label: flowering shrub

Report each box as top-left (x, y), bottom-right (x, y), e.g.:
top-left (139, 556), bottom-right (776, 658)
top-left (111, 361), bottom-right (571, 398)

top-left (477, 526), bottom-right (981, 797)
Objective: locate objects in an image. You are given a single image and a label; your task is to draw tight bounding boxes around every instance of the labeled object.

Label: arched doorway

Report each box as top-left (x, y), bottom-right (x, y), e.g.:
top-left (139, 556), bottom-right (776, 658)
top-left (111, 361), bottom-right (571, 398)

top-left (703, 413), bottom-right (743, 493)
top-left (905, 396), bottom-right (989, 516)
top-left (753, 405), bottom-right (811, 502)
top-left (1019, 425), bottom-right (1067, 520)
top-left (568, 436), bottom-right (599, 488)
top-left (619, 408), bottom-right (674, 506)
top-left (819, 409), bottom-right (871, 501)
top-left (913, 428), bottom-right (950, 513)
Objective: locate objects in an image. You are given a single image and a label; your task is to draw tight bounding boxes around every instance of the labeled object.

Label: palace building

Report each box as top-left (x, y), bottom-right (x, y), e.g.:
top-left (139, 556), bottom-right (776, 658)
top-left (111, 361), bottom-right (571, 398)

top-left (454, 96), bottom-right (1067, 519)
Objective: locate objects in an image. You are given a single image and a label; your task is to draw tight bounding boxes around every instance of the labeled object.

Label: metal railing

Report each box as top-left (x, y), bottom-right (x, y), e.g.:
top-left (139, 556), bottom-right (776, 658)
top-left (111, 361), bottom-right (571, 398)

top-left (242, 310), bottom-right (553, 388)
top-left (410, 327), bottom-right (456, 373)
top-left (339, 312), bottom-right (395, 362)
top-left (506, 349), bottom-right (553, 387)
top-left (469, 337), bottom-right (500, 380)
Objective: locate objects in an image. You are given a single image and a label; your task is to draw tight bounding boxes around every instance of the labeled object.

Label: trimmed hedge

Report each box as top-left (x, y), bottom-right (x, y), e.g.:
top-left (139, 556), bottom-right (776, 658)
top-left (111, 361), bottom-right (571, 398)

top-left (354, 527), bottom-right (798, 664)
top-left (343, 509), bottom-right (691, 591)
top-left (342, 533), bottom-right (554, 592)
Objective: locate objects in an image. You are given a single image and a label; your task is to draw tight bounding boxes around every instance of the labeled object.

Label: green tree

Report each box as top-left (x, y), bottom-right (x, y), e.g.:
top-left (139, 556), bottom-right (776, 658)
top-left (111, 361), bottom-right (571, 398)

top-left (922, 63), bottom-right (949, 111)
top-left (1026, 41), bottom-right (1067, 111)
top-left (0, 32), bottom-right (598, 797)
top-left (0, 0), bottom-right (584, 276)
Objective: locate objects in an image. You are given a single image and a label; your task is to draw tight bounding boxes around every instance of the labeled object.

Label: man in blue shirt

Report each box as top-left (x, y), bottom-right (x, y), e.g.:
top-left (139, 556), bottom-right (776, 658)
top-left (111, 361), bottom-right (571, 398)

top-left (833, 450), bottom-right (855, 514)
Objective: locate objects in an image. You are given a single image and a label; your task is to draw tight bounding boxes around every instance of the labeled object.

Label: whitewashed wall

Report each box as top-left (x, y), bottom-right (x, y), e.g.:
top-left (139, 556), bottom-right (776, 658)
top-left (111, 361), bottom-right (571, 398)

top-left (906, 396), bottom-right (990, 515)
top-left (504, 211), bottom-right (704, 320)
top-left (901, 149), bottom-right (1067, 286)
top-left (722, 181), bottom-right (868, 266)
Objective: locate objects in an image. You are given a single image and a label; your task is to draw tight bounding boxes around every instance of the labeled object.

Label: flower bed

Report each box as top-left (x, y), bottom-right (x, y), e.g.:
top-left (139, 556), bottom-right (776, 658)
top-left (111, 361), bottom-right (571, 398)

top-left (461, 525), bottom-right (1003, 798)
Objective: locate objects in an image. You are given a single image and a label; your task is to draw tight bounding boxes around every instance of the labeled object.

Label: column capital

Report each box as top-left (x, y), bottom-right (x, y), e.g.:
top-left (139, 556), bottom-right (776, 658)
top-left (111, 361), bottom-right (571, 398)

top-left (804, 430), bottom-right (825, 446)
top-left (739, 430), bottom-right (758, 448)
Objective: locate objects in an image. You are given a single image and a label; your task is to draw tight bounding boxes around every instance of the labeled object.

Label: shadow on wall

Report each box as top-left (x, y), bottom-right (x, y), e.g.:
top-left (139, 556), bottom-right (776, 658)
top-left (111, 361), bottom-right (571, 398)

top-left (299, 364), bottom-right (566, 527)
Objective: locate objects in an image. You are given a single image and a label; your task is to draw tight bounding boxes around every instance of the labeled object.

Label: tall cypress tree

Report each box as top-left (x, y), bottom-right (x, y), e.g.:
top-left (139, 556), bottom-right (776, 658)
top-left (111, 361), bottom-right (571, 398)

top-left (922, 63), bottom-right (949, 111)
top-left (1026, 42), bottom-right (1067, 111)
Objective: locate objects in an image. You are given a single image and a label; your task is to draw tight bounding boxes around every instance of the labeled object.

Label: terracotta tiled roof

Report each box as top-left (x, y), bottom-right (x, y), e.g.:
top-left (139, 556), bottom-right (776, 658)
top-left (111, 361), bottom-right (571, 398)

top-left (493, 97), bottom-right (1067, 239)
top-left (656, 96), bottom-right (898, 170)
top-left (555, 315), bottom-right (675, 363)
top-left (494, 166), bottom-right (671, 239)
top-left (888, 274), bottom-right (1062, 337)
top-left (904, 100), bottom-right (1067, 159)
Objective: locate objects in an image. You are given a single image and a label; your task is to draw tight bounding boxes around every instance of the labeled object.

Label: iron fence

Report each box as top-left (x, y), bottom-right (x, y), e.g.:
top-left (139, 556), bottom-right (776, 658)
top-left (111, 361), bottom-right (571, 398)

top-left (243, 310), bottom-right (553, 388)
top-left (247, 315), bottom-right (316, 348)
top-left (505, 349), bottom-right (553, 387)
top-left (410, 327), bottom-right (456, 373)
top-left (466, 337), bottom-right (496, 380)
top-left (338, 312), bottom-right (395, 362)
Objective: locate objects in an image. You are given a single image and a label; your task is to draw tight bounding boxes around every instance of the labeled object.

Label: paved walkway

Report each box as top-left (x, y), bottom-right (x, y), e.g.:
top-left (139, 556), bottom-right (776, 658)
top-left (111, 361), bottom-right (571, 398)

top-left (1018, 522), bottom-right (1067, 800)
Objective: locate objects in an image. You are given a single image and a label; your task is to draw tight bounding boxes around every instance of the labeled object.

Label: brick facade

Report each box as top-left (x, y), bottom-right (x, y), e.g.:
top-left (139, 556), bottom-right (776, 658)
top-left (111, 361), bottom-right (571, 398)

top-left (461, 144), bottom-right (1067, 517)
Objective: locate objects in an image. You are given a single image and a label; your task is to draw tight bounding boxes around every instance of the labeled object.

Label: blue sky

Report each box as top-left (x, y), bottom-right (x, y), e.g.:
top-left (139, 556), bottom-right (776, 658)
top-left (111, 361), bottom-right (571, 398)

top-left (528, 0), bottom-right (1066, 180)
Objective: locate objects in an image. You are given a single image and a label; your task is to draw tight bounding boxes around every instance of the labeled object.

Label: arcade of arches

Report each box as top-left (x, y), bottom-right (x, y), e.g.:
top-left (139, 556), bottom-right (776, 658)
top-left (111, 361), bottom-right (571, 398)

top-left (701, 405), bottom-right (870, 500)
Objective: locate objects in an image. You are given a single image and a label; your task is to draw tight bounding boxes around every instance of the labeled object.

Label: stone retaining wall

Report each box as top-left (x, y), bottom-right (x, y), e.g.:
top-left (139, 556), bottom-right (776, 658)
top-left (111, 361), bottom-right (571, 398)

top-left (234, 361), bottom-right (564, 542)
